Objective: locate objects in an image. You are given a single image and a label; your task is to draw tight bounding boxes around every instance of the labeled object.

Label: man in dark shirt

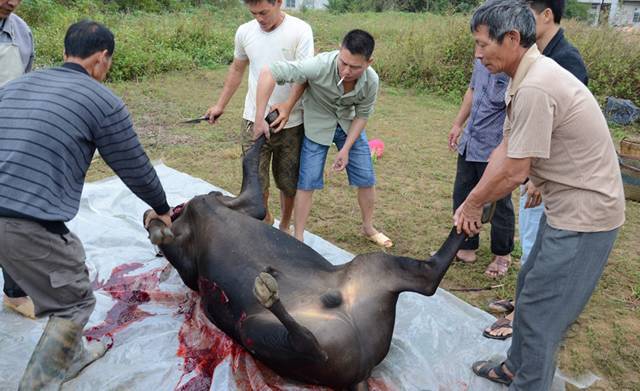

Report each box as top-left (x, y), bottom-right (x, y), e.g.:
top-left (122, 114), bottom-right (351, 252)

top-left (528, 0), bottom-right (588, 85)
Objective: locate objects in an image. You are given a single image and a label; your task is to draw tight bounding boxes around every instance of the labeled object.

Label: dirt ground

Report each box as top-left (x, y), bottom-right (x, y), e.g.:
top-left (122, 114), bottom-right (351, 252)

top-left (88, 68), bottom-right (640, 390)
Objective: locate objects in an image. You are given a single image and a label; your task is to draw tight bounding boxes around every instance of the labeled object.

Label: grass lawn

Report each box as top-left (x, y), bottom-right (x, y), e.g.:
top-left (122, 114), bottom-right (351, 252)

top-left (88, 68), bottom-right (640, 390)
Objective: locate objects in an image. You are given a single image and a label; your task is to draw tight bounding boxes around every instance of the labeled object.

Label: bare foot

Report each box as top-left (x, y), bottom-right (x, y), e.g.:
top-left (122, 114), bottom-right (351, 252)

top-left (263, 211), bottom-right (274, 226)
top-left (456, 249), bottom-right (477, 263)
top-left (278, 223), bottom-right (293, 235)
top-left (485, 254), bottom-right (511, 278)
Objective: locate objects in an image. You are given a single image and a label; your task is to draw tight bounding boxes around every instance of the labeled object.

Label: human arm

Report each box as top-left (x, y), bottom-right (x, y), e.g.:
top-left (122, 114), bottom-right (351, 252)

top-left (454, 85), bottom-right (554, 235)
top-left (96, 103), bottom-right (171, 226)
top-left (254, 65), bottom-right (278, 140)
top-left (454, 141), bottom-right (530, 235)
top-left (270, 82), bottom-right (307, 132)
top-left (254, 58), bottom-right (315, 139)
top-left (205, 58), bottom-right (249, 124)
top-left (25, 28), bottom-right (34, 73)
top-left (524, 181), bottom-right (542, 208)
top-left (448, 86), bottom-right (473, 151)
top-left (332, 117), bottom-right (368, 171)
top-left (331, 70), bottom-right (378, 170)
top-left (268, 22), bottom-right (314, 131)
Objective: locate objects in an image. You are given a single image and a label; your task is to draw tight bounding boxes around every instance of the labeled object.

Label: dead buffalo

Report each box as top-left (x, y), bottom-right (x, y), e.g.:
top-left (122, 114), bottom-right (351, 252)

top-left (145, 136), bottom-right (493, 390)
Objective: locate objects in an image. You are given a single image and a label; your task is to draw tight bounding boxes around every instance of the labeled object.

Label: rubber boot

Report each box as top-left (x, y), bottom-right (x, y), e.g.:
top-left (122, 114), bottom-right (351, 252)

top-left (18, 317), bottom-right (81, 391)
top-left (63, 336), bottom-right (110, 382)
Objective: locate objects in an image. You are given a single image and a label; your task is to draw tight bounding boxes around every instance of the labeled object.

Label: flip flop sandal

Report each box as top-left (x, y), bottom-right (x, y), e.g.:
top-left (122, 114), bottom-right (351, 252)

top-left (482, 317), bottom-right (513, 340)
top-left (364, 232), bottom-right (393, 248)
top-left (472, 360), bottom-right (513, 385)
top-left (488, 298), bottom-right (514, 313)
top-left (3, 296), bottom-right (36, 319)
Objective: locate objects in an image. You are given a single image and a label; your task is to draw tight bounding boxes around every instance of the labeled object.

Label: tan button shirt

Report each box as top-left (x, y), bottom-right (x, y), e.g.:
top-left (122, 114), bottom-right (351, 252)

top-left (504, 45), bottom-right (625, 232)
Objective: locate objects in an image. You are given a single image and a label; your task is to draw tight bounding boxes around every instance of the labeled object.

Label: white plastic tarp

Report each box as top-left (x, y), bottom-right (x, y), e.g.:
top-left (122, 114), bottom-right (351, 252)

top-left (0, 164), bottom-right (571, 390)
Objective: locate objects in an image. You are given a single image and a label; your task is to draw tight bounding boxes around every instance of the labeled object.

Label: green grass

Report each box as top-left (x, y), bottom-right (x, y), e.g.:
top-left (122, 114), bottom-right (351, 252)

top-left (81, 68), bottom-right (640, 389)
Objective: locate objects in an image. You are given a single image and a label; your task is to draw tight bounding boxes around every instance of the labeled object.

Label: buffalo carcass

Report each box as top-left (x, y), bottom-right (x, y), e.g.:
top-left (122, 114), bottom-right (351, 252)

top-left (145, 136), bottom-right (493, 390)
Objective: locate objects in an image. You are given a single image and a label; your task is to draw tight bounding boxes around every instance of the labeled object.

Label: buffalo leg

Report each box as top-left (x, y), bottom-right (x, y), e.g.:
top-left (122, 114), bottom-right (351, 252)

top-left (216, 136), bottom-right (266, 220)
top-left (380, 203), bottom-right (497, 296)
top-left (252, 272), bottom-right (327, 362)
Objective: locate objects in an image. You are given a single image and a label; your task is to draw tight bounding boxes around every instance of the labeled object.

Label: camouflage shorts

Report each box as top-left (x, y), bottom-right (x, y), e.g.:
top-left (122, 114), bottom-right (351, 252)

top-left (241, 120), bottom-right (304, 198)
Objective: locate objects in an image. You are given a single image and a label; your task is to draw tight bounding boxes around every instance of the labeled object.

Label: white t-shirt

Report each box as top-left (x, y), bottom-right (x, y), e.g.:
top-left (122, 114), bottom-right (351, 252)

top-left (234, 14), bottom-right (314, 128)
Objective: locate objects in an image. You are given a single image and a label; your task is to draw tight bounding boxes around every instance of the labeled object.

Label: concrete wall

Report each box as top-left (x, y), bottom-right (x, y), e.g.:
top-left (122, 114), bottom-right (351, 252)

top-left (578, 0), bottom-right (640, 27)
top-left (282, 0), bottom-right (328, 10)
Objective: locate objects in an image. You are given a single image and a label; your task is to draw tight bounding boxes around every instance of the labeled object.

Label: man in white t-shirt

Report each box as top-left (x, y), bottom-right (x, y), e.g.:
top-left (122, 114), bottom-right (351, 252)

top-left (205, 0), bottom-right (313, 233)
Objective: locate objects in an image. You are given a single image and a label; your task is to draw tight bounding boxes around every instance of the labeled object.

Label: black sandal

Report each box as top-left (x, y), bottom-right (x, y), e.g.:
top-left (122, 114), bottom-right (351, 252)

top-left (482, 317), bottom-right (513, 340)
top-left (488, 298), bottom-right (514, 313)
top-left (472, 360), bottom-right (513, 385)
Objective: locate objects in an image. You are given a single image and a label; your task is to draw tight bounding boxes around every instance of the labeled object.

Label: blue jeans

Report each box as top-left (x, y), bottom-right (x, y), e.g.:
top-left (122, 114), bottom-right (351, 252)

top-left (298, 126), bottom-right (376, 190)
top-left (518, 189), bottom-right (544, 264)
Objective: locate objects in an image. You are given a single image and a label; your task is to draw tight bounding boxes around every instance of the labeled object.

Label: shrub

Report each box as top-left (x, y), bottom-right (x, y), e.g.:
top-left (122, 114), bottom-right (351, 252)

top-left (303, 11), bottom-right (640, 103)
top-left (16, 3), bottom-right (640, 103)
top-left (19, 3), bottom-right (246, 81)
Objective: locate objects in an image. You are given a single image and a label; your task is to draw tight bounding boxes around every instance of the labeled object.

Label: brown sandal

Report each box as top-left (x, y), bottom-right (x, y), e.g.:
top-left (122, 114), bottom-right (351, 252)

top-left (483, 317), bottom-right (513, 340)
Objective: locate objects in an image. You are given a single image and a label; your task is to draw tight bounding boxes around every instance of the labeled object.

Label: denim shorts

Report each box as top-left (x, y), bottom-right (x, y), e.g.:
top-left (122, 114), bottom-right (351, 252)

top-left (297, 126), bottom-right (376, 190)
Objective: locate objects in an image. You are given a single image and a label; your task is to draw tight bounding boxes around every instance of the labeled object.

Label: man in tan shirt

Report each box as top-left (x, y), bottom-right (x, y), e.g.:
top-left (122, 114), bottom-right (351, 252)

top-left (456, 1), bottom-right (624, 389)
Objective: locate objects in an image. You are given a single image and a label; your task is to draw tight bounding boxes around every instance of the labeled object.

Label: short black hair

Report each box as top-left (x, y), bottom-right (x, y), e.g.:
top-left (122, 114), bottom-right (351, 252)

top-left (527, 0), bottom-right (564, 24)
top-left (341, 29), bottom-right (375, 60)
top-left (64, 20), bottom-right (115, 59)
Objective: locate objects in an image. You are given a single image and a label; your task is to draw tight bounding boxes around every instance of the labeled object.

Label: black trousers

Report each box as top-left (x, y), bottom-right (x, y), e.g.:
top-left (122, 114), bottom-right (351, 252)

top-left (452, 152), bottom-right (514, 255)
top-left (2, 268), bottom-right (27, 298)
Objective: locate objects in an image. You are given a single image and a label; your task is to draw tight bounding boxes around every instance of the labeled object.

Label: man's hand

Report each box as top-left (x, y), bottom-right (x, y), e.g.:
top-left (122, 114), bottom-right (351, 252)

top-left (448, 123), bottom-right (463, 152)
top-left (205, 105), bottom-right (224, 124)
top-left (253, 118), bottom-right (270, 140)
top-left (332, 148), bottom-right (349, 172)
top-left (453, 200), bottom-right (483, 236)
top-left (145, 210), bottom-right (172, 228)
top-left (269, 103), bottom-right (291, 133)
top-left (524, 182), bottom-right (542, 209)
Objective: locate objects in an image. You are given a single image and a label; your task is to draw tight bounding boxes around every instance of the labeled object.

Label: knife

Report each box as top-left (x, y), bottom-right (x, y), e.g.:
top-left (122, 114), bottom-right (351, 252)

top-left (180, 114), bottom-right (218, 124)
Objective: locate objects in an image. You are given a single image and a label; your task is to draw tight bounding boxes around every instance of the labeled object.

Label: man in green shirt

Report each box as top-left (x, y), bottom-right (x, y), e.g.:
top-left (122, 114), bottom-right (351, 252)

top-left (254, 29), bottom-right (392, 248)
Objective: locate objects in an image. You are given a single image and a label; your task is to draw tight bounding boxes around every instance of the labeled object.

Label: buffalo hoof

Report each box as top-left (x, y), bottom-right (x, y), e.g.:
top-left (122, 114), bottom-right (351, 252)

top-left (149, 225), bottom-right (174, 245)
top-left (253, 272), bottom-right (279, 308)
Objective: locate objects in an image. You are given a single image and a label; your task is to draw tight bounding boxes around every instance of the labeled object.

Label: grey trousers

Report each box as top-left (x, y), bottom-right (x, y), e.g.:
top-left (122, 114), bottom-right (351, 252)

top-left (0, 218), bottom-right (95, 327)
top-left (505, 215), bottom-right (619, 390)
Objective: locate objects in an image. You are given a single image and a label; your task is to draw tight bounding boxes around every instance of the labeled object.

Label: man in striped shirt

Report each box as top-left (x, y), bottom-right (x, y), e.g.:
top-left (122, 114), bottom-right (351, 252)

top-left (0, 20), bottom-right (171, 389)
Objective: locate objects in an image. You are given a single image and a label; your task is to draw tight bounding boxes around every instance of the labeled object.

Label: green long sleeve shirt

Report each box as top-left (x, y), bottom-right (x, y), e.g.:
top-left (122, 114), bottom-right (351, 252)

top-left (269, 50), bottom-right (379, 146)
